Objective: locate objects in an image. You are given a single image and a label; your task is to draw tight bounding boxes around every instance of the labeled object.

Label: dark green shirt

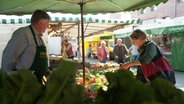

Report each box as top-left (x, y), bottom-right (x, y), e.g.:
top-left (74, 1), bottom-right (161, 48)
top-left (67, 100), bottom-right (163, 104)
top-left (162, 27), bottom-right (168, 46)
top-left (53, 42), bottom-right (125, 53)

top-left (138, 41), bottom-right (160, 64)
top-left (136, 41), bottom-right (161, 80)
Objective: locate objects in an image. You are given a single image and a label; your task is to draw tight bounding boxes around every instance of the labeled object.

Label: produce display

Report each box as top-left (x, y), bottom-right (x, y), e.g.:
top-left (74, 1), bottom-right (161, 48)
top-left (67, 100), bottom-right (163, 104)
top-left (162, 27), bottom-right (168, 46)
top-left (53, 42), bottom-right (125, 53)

top-left (76, 68), bottom-right (116, 98)
top-left (76, 62), bottom-right (120, 97)
top-left (49, 58), bottom-right (91, 70)
top-left (1, 60), bottom-right (184, 104)
top-left (90, 62), bottom-right (120, 70)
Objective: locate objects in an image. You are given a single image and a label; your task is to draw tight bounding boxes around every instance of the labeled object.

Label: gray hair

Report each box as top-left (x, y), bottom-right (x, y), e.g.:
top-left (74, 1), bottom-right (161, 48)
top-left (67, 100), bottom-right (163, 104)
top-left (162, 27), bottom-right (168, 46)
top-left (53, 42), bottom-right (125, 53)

top-left (117, 38), bottom-right (122, 42)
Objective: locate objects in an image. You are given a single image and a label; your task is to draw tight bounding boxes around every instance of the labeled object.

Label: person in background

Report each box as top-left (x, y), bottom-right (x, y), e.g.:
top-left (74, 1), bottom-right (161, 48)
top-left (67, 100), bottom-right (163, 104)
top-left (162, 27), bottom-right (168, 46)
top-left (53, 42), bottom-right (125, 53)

top-left (97, 41), bottom-right (109, 63)
top-left (129, 44), bottom-right (139, 61)
top-left (121, 29), bottom-right (175, 84)
top-left (62, 38), bottom-right (74, 59)
top-left (1, 10), bottom-right (51, 82)
top-left (88, 44), bottom-right (92, 58)
top-left (162, 34), bottom-right (168, 47)
top-left (113, 38), bottom-right (128, 64)
top-left (157, 41), bottom-right (165, 56)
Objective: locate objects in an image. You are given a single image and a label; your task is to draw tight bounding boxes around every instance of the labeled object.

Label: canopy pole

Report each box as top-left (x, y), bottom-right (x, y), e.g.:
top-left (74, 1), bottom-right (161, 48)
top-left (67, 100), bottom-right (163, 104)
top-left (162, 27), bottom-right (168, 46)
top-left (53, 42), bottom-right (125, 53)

top-left (77, 21), bottom-right (80, 59)
top-left (79, 2), bottom-right (85, 86)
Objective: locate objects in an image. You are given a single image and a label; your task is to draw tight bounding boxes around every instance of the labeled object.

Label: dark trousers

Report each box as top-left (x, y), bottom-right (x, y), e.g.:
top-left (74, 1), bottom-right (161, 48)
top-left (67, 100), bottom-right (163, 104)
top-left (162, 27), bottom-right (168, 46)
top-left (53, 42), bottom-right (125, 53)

top-left (116, 59), bottom-right (124, 64)
top-left (88, 52), bottom-right (91, 58)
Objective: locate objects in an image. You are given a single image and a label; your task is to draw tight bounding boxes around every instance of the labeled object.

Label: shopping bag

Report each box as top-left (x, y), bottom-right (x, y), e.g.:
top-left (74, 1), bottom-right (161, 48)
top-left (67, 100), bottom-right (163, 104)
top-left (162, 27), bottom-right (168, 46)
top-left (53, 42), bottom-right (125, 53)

top-left (141, 56), bottom-right (176, 84)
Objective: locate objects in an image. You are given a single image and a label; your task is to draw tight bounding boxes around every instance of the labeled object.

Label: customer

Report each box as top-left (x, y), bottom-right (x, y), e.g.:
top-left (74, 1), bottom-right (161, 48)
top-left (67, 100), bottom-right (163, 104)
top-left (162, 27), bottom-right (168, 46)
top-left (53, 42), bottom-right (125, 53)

top-left (1, 10), bottom-right (51, 82)
top-left (62, 38), bottom-right (74, 59)
top-left (129, 44), bottom-right (139, 61)
top-left (97, 41), bottom-right (109, 63)
top-left (88, 44), bottom-right (92, 58)
top-left (121, 29), bottom-right (175, 84)
top-left (113, 38), bottom-right (128, 64)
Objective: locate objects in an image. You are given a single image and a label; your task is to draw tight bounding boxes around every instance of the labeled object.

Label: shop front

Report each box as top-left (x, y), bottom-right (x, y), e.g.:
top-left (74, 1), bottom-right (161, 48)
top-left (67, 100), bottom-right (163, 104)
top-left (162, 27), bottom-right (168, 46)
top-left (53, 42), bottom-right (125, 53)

top-left (145, 25), bottom-right (184, 71)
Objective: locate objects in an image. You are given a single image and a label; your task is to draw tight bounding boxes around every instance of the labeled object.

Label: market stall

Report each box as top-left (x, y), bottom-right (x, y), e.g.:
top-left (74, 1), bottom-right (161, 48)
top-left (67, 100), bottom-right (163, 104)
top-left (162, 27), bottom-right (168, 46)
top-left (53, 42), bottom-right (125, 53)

top-left (0, 0), bottom-right (169, 84)
top-left (145, 25), bottom-right (184, 71)
top-left (2, 0), bottom-right (181, 103)
top-left (114, 24), bottom-right (184, 71)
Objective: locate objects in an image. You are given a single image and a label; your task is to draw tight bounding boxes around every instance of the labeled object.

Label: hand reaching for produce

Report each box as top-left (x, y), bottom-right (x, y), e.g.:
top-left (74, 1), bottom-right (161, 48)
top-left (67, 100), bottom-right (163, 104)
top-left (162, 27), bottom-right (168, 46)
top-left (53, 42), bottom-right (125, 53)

top-left (121, 60), bottom-right (141, 70)
top-left (120, 62), bottom-right (132, 70)
top-left (115, 55), bottom-right (119, 59)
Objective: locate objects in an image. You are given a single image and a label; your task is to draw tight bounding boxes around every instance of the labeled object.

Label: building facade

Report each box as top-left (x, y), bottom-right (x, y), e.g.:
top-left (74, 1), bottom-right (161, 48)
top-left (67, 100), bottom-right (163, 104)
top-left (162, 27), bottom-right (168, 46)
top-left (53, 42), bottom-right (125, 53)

top-left (130, 0), bottom-right (184, 24)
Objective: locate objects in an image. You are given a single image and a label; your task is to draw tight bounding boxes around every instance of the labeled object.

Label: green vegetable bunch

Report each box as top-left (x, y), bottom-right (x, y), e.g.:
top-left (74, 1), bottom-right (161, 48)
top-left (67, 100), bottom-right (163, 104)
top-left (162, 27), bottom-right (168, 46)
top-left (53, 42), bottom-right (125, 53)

top-left (96, 70), bottom-right (184, 104)
top-left (37, 60), bottom-right (85, 104)
top-left (151, 78), bottom-right (184, 104)
top-left (0, 70), bottom-right (42, 104)
top-left (0, 60), bottom-right (86, 104)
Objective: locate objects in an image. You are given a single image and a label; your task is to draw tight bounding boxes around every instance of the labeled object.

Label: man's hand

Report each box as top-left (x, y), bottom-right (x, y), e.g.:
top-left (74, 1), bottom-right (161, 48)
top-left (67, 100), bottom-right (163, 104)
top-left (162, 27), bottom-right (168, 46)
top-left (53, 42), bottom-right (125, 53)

top-left (115, 55), bottom-right (119, 59)
top-left (107, 56), bottom-right (110, 60)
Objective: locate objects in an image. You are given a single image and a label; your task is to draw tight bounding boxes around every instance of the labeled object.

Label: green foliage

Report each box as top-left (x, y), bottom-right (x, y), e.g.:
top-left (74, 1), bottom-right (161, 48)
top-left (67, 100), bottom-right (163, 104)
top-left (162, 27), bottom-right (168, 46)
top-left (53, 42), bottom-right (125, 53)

top-left (130, 81), bottom-right (154, 103)
top-left (0, 70), bottom-right (42, 104)
top-left (95, 88), bottom-right (106, 104)
top-left (96, 70), bottom-right (184, 104)
top-left (0, 71), bottom-right (11, 104)
top-left (0, 60), bottom-right (86, 104)
top-left (96, 70), bottom-right (146, 104)
top-left (8, 70), bottom-right (42, 104)
top-left (151, 78), bottom-right (184, 104)
top-left (37, 60), bottom-right (85, 104)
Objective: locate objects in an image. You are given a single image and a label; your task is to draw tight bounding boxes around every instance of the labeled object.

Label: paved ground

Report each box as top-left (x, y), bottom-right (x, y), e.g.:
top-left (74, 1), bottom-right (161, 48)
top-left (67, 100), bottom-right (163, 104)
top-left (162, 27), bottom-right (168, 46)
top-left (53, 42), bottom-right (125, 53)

top-left (85, 58), bottom-right (184, 90)
top-left (175, 71), bottom-right (184, 90)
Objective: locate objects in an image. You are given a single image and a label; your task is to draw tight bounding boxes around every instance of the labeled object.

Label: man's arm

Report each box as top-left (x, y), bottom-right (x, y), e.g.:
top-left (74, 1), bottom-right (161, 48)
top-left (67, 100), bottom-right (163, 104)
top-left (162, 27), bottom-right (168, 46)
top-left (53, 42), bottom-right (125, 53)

top-left (106, 47), bottom-right (109, 60)
top-left (123, 44), bottom-right (129, 54)
top-left (1, 28), bottom-right (28, 71)
top-left (97, 48), bottom-right (102, 61)
top-left (113, 46), bottom-right (117, 56)
top-left (66, 43), bottom-right (72, 51)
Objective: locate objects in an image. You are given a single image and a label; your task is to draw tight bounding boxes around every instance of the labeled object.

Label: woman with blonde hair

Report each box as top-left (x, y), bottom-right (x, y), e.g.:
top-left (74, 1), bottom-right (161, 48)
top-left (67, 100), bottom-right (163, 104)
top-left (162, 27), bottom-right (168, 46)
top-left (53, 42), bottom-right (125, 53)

top-left (61, 38), bottom-right (74, 59)
top-left (97, 41), bottom-right (109, 63)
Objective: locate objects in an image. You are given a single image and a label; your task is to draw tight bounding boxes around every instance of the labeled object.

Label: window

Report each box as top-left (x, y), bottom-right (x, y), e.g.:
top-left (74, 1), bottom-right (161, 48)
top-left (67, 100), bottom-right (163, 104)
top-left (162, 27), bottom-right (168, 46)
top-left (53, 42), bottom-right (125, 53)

top-left (162, 16), bottom-right (170, 19)
top-left (151, 5), bottom-right (157, 11)
top-left (139, 9), bottom-right (146, 14)
top-left (139, 9), bottom-right (143, 14)
top-left (109, 40), bottom-right (114, 48)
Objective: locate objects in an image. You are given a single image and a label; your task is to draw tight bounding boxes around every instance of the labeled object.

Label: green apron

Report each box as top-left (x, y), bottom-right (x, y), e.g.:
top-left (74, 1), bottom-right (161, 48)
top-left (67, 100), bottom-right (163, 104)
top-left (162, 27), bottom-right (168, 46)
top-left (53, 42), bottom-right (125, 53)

top-left (29, 25), bottom-right (48, 82)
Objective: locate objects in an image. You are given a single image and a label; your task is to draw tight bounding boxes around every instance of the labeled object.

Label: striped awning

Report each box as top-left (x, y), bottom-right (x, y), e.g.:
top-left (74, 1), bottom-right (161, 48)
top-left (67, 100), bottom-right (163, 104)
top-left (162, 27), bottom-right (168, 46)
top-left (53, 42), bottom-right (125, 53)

top-left (0, 17), bottom-right (140, 24)
top-left (0, 16), bottom-right (140, 37)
